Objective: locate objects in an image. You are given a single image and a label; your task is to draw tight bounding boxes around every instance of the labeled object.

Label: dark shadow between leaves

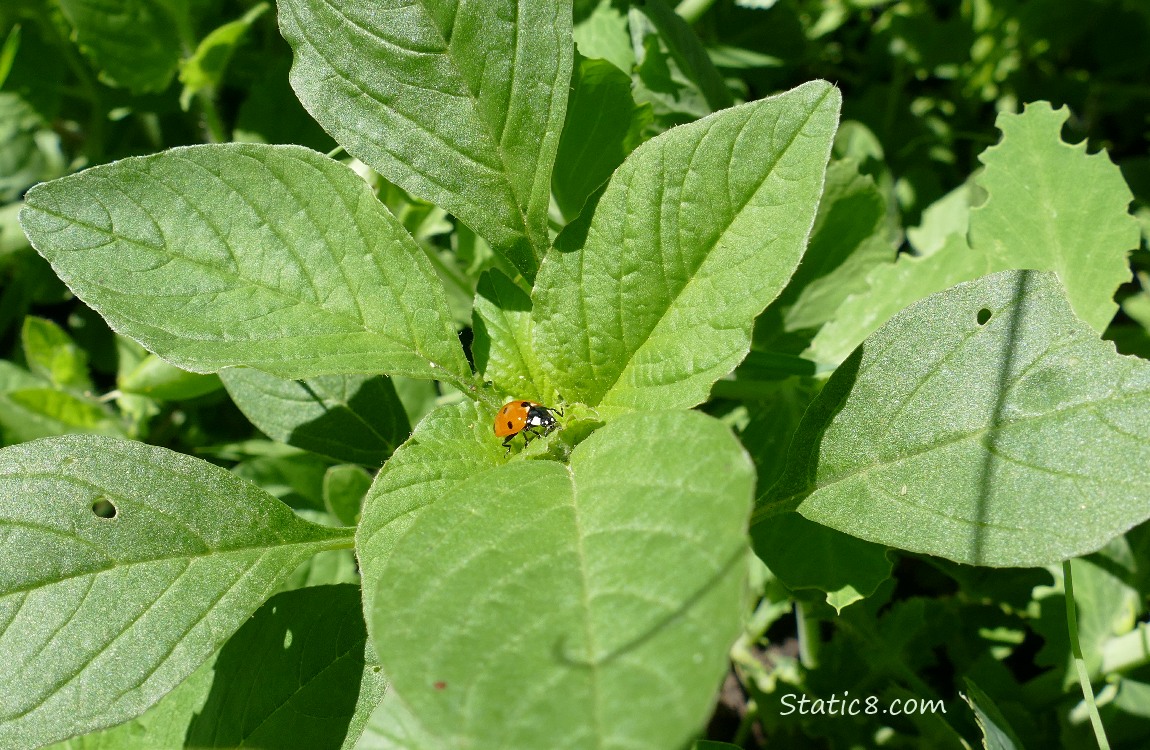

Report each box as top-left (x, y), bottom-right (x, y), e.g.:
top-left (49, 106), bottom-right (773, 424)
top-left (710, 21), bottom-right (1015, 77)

top-left (185, 584), bottom-right (374, 750)
top-left (287, 376), bottom-right (410, 468)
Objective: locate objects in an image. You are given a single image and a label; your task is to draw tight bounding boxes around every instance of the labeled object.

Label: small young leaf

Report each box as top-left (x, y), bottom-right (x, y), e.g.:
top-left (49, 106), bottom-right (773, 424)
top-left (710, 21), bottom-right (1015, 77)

top-left (0, 435), bottom-right (352, 748)
top-left (534, 80), bottom-right (840, 415)
top-left (0, 388), bottom-right (125, 443)
top-left (324, 464), bottom-right (373, 526)
top-left (186, 585), bottom-right (386, 750)
top-left (471, 269), bottom-right (552, 404)
top-left (961, 678), bottom-right (1025, 750)
top-left (573, 0), bottom-right (634, 74)
top-left (759, 270), bottom-right (1150, 567)
top-left (57, 0), bottom-right (185, 94)
top-left (970, 102), bottom-right (1140, 333)
top-left (22, 316), bottom-right (93, 390)
top-left (278, 0), bottom-right (572, 280)
top-left (221, 368), bottom-right (410, 467)
top-left (178, 3), bottom-right (268, 111)
top-left (368, 411), bottom-right (753, 750)
top-left (20, 144), bottom-right (471, 387)
top-left (118, 354), bottom-right (222, 401)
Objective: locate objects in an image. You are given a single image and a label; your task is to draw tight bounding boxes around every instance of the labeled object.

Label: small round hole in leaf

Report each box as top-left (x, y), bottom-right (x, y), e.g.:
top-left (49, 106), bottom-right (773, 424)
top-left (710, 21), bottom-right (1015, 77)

top-left (976, 308), bottom-right (992, 325)
top-left (91, 498), bottom-right (117, 519)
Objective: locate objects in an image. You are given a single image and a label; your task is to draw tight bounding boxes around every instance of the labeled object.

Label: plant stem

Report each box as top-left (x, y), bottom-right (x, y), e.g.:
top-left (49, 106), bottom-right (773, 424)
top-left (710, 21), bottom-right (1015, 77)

top-left (1065, 560), bottom-right (1111, 750)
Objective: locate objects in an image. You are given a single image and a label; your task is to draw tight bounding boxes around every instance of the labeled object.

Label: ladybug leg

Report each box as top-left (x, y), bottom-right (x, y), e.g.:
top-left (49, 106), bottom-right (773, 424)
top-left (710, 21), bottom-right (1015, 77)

top-left (502, 434), bottom-right (516, 456)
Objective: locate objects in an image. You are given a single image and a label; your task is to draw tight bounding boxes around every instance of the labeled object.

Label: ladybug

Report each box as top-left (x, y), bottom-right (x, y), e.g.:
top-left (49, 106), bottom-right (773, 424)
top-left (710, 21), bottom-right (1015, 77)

top-left (494, 399), bottom-right (563, 453)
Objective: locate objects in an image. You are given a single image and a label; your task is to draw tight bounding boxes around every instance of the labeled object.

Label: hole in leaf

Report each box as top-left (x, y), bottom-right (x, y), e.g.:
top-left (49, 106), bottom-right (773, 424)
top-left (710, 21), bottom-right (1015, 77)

top-left (976, 308), bottom-right (992, 325)
top-left (91, 498), bottom-right (117, 519)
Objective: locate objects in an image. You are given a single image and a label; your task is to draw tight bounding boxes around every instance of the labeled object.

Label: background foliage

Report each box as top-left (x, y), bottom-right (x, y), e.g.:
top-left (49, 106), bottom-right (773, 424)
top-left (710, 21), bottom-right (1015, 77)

top-left (1, 0), bottom-right (1148, 748)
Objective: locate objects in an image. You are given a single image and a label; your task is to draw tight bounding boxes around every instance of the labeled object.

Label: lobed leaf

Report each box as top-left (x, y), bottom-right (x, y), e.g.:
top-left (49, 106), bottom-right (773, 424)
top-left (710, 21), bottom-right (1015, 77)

top-left (758, 270), bottom-right (1150, 567)
top-left (0, 435), bottom-right (351, 747)
top-left (970, 102), bottom-right (1139, 334)
top-left (367, 410), bottom-right (753, 750)
top-left (20, 144), bottom-right (471, 386)
top-left (278, 0), bottom-right (572, 280)
top-left (533, 80), bottom-right (840, 415)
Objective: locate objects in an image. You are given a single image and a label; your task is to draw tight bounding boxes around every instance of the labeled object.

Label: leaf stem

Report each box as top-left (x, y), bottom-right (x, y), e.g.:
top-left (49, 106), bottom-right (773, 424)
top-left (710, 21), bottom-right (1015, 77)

top-left (1064, 560), bottom-right (1111, 750)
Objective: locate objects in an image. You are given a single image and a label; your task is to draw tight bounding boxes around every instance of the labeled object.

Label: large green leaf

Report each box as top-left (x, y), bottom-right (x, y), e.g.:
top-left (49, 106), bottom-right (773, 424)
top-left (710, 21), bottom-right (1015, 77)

top-left (970, 102), bottom-right (1139, 334)
top-left (533, 80), bottom-right (840, 415)
top-left (221, 368), bottom-right (410, 467)
top-left (186, 584), bottom-right (385, 749)
top-left (57, 0), bottom-right (185, 94)
top-left (20, 144), bottom-right (471, 387)
top-left (278, 0), bottom-right (572, 280)
top-left (552, 54), bottom-right (651, 224)
top-left (757, 270), bottom-right (1150, 567)
top-left (365, 410), bottom-right (753, 750)
top-left (0, 435), bottom-right (351, 748)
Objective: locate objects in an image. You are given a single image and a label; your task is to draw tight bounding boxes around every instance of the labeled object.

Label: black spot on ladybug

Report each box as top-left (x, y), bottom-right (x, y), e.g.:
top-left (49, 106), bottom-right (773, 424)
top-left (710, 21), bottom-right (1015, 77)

top-left (506, 420), bottom-right (514, 429)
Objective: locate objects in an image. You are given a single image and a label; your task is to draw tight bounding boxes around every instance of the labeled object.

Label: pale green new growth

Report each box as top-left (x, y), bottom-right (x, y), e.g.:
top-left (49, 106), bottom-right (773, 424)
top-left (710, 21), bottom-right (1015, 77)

top-left (534, 80), bottom-right (840, 416)
top-left (760, 271), bottom-right (1150, 567)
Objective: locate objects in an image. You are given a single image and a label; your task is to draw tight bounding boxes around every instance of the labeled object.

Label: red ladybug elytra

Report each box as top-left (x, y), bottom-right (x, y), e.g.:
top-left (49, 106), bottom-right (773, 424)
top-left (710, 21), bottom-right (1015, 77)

top-left (493, 399), bottom-right (562, 453)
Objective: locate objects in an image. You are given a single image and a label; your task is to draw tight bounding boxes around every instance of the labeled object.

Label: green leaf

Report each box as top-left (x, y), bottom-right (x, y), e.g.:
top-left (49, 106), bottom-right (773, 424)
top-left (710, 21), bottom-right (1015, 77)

top-left (961, 680), bottom-right (1025, 750)
top-left (0, 24), bottom-right (20, 90)
top-left (278, 0), bottom-right (573, 280)
top-left (572, 0), bottom-right (634, 74)
top-left (755, 158), bottom-right (894, 348)
top-left (970, 101), bottom-right (1140, 333)
top-left (57, 0), bottom-right (186, 94)
top-left (751, 513), bottom-right (891, 613)
top-left (806, 233), bottom-right (991, 366)
top-left (366, 411), bottom-right (753, 750)
top-left (471, 269), bottom-right (553, 404)
top-left (0, 388), bottom-right (125, 443)
top-left (356, 401), bottom-right (501, 641)
top-left (43, 656), bottom-right (215, 750)
top-left (118, 354), bottom-right (222, 401)
top-left (629, 0), bottom-right (734, 130)
top-left (552, 54), bottom-right (651, 224)
top-left (324, 464), bottom-right (373, 526)
top-left (534, 80), bottom-right (840, 415)
top-left (20, 143), bottom-right (471, 386)
top-left (178, 2), bottom-right (269, 111)
top-left (221, 368), bottom-right (410, 467)
top-left (186, 584), bottom-right (386, 750)
top-left (0, 92), bottom-right (65, 202)
top-left (22, 316), bottom-right (93, 391)
top-left (758, 270), bottom-right (1150, 567)
top-left (0, 435), bottom-right (351, 748)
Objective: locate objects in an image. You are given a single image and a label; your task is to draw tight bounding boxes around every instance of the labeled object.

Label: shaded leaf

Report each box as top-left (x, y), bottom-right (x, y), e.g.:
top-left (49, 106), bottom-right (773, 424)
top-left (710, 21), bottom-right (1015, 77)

top-left (759, 270), bottom-right (1150, 567)
top-left (57, 0), bottom-right (186, 93)
top-left (186, 584), bottom-right (386, 750)
top-left (221, 368), bottom-right (410, 467)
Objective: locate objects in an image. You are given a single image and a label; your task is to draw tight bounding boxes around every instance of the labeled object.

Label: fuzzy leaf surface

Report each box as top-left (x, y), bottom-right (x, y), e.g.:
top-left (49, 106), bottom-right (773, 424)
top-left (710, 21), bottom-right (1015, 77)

top-left (0, 435), bottom-right (351, 747)
top-left (534, 80), bottom-right (840, 415)
top-left (759, 270), bottom-right (1150, 567)
top-left (20, 144), bottom-right (469, 385)
top-left (278, 0), bottom-right (572, 279)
